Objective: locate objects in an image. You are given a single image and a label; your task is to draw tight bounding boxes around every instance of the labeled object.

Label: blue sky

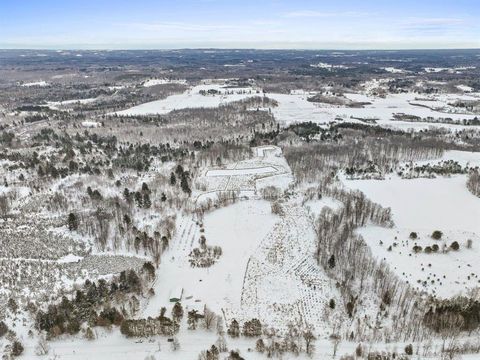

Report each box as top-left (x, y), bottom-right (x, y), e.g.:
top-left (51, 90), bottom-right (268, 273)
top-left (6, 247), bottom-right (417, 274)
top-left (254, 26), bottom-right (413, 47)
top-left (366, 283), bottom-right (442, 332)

top-left (0, 0), bottom-right (479, 49)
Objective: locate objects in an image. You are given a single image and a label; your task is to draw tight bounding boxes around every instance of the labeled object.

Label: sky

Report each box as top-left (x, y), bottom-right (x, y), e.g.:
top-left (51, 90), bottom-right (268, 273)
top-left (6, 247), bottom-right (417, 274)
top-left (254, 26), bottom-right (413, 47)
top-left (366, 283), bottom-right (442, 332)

top-left (0, 0), bottom-right (479, 49)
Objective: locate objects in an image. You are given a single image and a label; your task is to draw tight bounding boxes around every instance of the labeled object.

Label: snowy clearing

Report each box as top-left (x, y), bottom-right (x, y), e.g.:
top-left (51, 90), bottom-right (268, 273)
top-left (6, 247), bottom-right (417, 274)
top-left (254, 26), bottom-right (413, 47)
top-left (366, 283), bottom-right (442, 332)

top-left (344, 173), bottom-right (480, 297)
top-left (115, 84), bottom-right (260, 116)
top-left (20, 81), bottom-right (49, 87)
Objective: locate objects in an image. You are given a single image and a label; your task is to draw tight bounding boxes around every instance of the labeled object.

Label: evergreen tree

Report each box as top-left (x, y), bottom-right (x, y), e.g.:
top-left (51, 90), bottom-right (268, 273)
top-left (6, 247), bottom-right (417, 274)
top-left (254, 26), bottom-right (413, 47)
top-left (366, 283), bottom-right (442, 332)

top-left (141, 182), bottom-right (150, 193)
top-left (143, 193), bottom-right (152, 208)
top-left (68, 212), bottom-right (78, 231)
top-left (170, 172), bottom-right (176, 186)
top-left (227, 319), bottom-right (240, 337)
top-left (172, 302), bottom-right (184, 321)
top-left (181, 175), bottom-right (191, 195)
top-left (123, 188), bottom-right (131, 203)
top-left (328, 255), bottom-right (336, 269)
top-left (134, 191), bottom-right (143, 207)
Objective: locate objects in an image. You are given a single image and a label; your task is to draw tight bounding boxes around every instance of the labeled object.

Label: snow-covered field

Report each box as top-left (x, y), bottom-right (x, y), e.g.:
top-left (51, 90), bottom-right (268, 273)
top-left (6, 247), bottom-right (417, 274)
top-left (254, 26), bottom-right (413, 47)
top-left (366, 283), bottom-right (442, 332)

top-left (412, 150), bottom-right (480, 168)
top-left (20, 81), bottom-right (49, 87)
top-left (20, 327), bottom-right (413, 360)
top-left (146, 147), bottom-right (295, 319)
top-left (345, 175), bottom-right (480, 234)
top-left (143, 78), bottom-right (187, 87)
top-left (357, 226), bottom-right (480, 298)
top-left (115, 83), bottom-right (260, 116)
top-left (47, 98), bottom-right (97, 109)
top-left (270, 92), bottom-right (480, 131)
top-left (144, 146), bottom-right (341, 338)
top-left (113, 76), bottom-right (480, 133)
top-left (239, 198), bottom-right (344, 335)
top-left (205, 166), bottom-right (277, 177)
top-left (343, 150), bottom-right (480, 298)
top-left (143, 200), bottom-right (277, 317)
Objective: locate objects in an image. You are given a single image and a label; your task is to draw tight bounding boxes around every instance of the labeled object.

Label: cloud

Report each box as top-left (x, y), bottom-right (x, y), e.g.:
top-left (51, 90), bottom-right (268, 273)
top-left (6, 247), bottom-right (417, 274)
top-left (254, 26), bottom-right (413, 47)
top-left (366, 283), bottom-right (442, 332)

top-left (282, 10), bottom-right (371, 18)
top-left (123, 21), bottom-right (240, 32)
top-left (405, 17), bottom-right (465, 26)
top-left (400, 17), bottom-right (468, 35)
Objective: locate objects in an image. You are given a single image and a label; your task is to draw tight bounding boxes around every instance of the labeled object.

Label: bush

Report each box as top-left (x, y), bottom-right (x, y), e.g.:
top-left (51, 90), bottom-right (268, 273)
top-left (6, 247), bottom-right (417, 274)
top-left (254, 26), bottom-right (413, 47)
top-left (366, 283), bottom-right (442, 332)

top-left (355, 344), bottom-right (363, 357)
top-left (431, 230), bottom-right (443, 240)
top-left (11, 340), bottom-right (24, 357)
top-left (404, 343), bottom-right (413, 355)
top-left (329, 298), bottom-right (336, 309)
top-left (450, 241), bottom-right (460, 251)
top-left (271, 201), bottom-right (284, 216)
top-left (409, 232), bottom-right (418, 240)
top-left (413, 245), bottom-right (423, 253)
top-left (242, 319), bottom-right (262, 337)
top-left (256, 338), bottom-right (265, 353)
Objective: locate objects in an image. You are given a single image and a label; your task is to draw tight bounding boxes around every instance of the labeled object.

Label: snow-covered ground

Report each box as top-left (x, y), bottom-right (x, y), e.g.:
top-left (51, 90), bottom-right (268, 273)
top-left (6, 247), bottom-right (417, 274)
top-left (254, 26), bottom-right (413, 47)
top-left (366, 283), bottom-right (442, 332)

top-left (343, 163), bottom-right (480, 298)
top-left (239, 198), bottom-right (344, 335)
top-left (383, 67), bottom-right (407, 74)
top-left (81, 120), bottom-right (101, 128)
top-left (194, 145), bottom-right (293, 204)
top-left (205, 166), bottom-right (277, 177)
top-left (143, 200), bottom-right (278, 318)
top-left (143, 78), bottom-right (187, 87)
top-left (304, 197), bottom-right (343, 219)
top-left (270, 92), bottom-right (480, 131)
top-left (145, 146), bottom-right (341, 338)
top-left (411, 150), bottom-right (480, 168)
top-left (20, 81), bottom-right (49, 87)
top-left (145, 146), bottom-right (293, 321)
top-left (115, 83), bottom-right (260, 116)
top-left (47, 98), bottom-right (97, 109)
top-left (114, 76), bottom-right (480, 132)
top-left (20, 326), bottom-right (429, 360)
top-left (457, 85), bottom-right (474, 92)
top-left (344, 175), bottom-right (480, 234)
top-left (357, 226), bottom-right (480, 298)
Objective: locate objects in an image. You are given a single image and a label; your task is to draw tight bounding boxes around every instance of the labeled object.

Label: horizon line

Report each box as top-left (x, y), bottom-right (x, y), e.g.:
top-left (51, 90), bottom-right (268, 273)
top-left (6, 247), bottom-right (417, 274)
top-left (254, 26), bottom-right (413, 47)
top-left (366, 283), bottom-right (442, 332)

top-left (1, 47), bottom-right (480, 52)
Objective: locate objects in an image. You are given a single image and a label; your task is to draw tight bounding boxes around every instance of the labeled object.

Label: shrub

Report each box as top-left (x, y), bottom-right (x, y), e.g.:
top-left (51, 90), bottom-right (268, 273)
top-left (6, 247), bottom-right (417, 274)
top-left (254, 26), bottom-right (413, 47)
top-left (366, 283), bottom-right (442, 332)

top-left (329, 298), bottom-right (336, 309)
top-left (450, 241), bottom-right (460, 251)
top-left (409, 232), bottom-right (418, 240)
top-left (11, 340), bottom-right (24, 357)
top-left (413, 245), bottom-right (423, 253)
top-left (404, 344), bottom-right (413, 355)
top-left (242, 319), bottom-right (262, 337)
top-left (356, 344), bottom-right (363, 357)
top-left (431, 230), bottom-right (443, 240)
top-left (256, 339), bottom-right (266, 353)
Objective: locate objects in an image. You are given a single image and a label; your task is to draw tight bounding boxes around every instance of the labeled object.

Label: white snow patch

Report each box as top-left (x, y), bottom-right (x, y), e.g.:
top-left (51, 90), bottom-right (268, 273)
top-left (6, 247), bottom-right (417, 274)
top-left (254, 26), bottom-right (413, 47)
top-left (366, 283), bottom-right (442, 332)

top-left (115, 83), bottom-right (259, 116)
top-left (143, 78), bottom-right (187, 87)
top-left (20, 81), bottom-right (49, 87)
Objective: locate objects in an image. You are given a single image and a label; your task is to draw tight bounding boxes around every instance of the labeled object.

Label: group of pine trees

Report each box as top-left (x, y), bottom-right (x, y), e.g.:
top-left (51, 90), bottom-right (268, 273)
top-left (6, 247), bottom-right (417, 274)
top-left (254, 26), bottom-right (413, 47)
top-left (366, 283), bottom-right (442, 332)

top-left (170, 164), bottom-right (191, 196)
top-left (123, 182), bottom-right (153, 208)
top-left (35, 266), bottom-right (147, 339)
